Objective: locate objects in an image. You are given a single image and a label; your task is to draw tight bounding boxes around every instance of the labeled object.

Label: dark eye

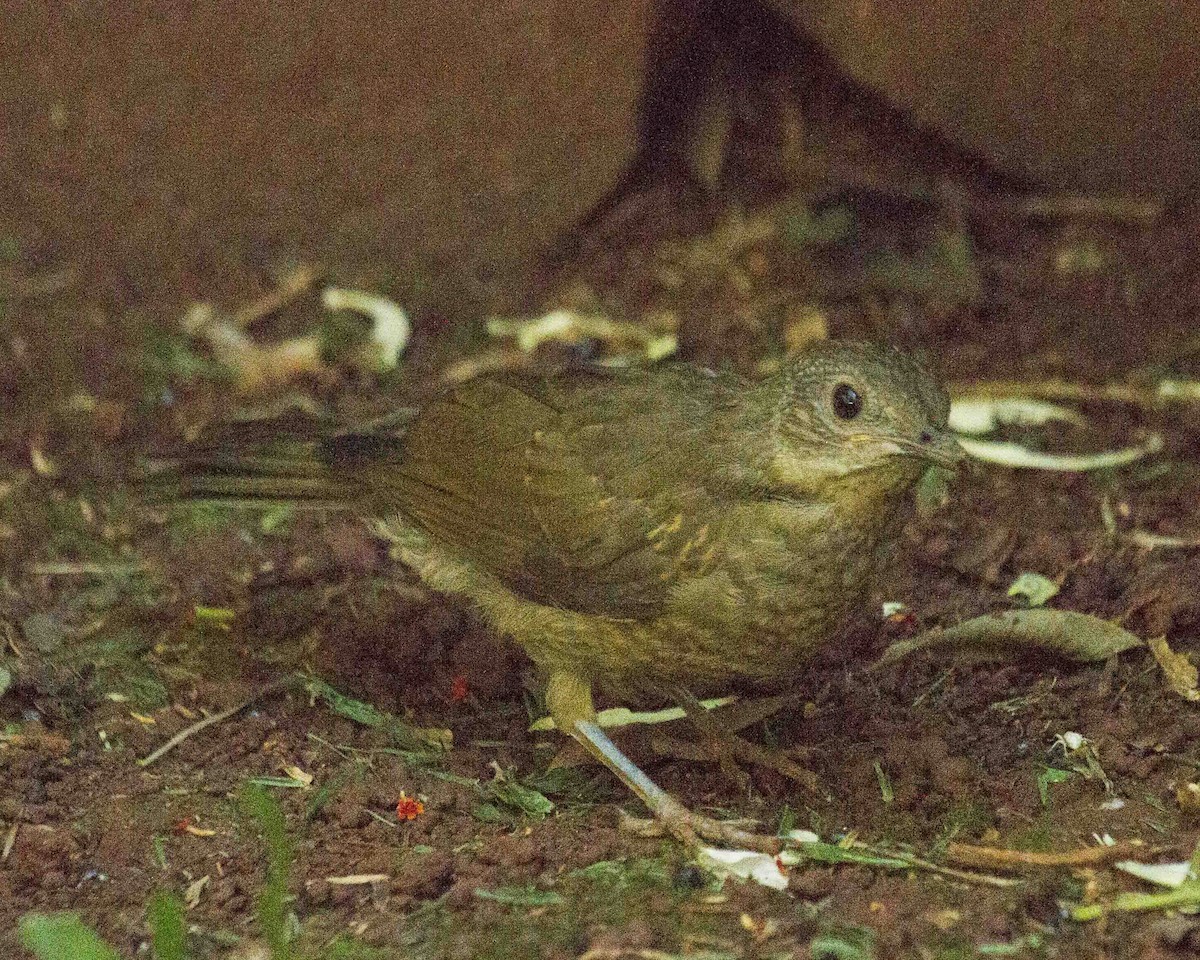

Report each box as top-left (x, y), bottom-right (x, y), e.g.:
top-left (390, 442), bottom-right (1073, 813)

top-left (832, 383), bottom-right (862, 419)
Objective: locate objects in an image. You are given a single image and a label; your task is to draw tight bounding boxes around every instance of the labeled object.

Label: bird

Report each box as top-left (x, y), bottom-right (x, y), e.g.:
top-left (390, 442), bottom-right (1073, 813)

top-left (168, 339), bottom-right (961, 850)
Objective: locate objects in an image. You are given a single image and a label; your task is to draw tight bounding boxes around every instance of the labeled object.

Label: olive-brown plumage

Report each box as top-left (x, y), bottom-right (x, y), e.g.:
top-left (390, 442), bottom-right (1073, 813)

top-left (177, 340), bottom-right (960, 848)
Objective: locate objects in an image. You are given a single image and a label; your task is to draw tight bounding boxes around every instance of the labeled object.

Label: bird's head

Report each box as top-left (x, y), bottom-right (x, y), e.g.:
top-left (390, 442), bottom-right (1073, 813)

top-left (758, 341), bottom-right (961, 500)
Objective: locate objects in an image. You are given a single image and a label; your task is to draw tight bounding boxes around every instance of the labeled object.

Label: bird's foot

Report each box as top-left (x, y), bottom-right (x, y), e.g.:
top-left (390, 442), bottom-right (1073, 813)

top-left (552, 676), bottom-right (793, 855)
top-left (668, 689), bottom-right (825, 796)
top-left (618, 806), bottom-right (780, 854)
top-left (650, 728), bottom-right (823, 796)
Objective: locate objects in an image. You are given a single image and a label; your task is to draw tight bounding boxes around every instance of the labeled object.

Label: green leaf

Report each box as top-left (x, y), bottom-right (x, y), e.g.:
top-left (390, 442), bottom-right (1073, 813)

top-left (239, 784), bottom-right (294, 959)
top-left (147, 891), bottom-right (187, 960)
top-left (1007, 572), bottom-right (1060, 607)
top-left (18, 914), bottom-right (121, 960)
top-left (810, 924), bottom-right (877, 960)
top-left (487, 779), bottom-right (554, 819)
top-left (873, 761), bottom-right (894, 804)
top-left (784, 841), bottom-right (910, 871)
top-left (192, 605), bottom-right (235, 627)
top-left (305, 677), bottom-right (450, 753)
top-left (473, 885), bottom-right (565, 907)
top-left (260, 503), bottom-right (295, 535)
top-left (248, 776), bottom-right (312, 789)
top-left (309, 678), bottom-right (389, 727)
top-left (471, 802), bottom-right (506, 824)
top-left (1037, 767), bottom-right (1074, 806)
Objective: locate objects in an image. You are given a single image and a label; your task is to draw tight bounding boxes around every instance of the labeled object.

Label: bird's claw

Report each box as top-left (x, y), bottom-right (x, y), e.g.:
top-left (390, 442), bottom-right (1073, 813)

top-left (619, 804), bottom-right (780, 854)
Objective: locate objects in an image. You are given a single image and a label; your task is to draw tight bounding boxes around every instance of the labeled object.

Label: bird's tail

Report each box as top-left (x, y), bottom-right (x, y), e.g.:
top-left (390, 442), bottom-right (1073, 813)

top-left (143, 419), bottom-right (363, 511)
top-left (143, 408), bottom-right (417, 510)
top-left (165, 449), bottom-right (358, 510)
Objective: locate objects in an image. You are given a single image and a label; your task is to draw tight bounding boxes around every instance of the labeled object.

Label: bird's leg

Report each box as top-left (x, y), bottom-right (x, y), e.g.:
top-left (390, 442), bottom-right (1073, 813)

top-left (665, 688), bottom-right (824, 796)
top-left (545, 671), bottom-right (779, 853)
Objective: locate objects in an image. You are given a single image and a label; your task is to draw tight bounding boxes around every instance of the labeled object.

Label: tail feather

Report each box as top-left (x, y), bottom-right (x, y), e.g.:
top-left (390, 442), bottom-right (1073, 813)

top-left (144, 410), bottom-right (414, 511)
top-left (146, 446), bottom-right (360, 511)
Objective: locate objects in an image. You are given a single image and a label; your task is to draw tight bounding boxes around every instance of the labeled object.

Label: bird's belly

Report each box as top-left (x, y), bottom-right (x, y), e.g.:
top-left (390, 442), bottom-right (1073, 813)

top-left (382, 504), bottom-right (888, 696)
top-left (634, 504), bottom-right (885, 690)
top-left (644, 572), bottom-right (866, 690)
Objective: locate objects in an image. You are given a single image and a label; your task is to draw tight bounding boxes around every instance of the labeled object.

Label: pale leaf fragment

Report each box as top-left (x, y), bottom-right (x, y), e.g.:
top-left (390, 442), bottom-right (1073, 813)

top-left (281, 765), bottom-right (314, 786)
top-left (956, 434), bottom-right (1161, 472)
top-left (326, 873), bottom-right (389, 886)
top-left (949, 397), bottom-right (1087, 435)
top-left (1007, 572), bottom-right (1060, 607)
top-left (696, 847), bottom-right (789, 891)
top-left (184, 874), bottom-right (210, 908)
top-left (530, 696), bottom-right (737, 732)
top-left (487, 310), bottom-right (677, 363)
top-left (322, 286), bottom-right (410, 371)
top-left (1115, 860), bottom-right (1193, 889)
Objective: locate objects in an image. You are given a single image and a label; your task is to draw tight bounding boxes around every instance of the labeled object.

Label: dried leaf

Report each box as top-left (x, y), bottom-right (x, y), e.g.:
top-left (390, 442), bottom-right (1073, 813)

top-left (957, 433), bottom-right (1162, 471)
top-left (874, 609), bottom-right (1144, 671)
top-left (1177, 782), bottom-right (1200, 816)
top-left (1147, 636), bottom-right (1200, 702)
top-left (949, 397), bottom-right (1086, 435)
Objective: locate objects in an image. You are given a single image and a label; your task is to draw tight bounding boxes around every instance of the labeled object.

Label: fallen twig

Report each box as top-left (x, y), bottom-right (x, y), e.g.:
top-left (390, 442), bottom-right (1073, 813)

top-left (946, 841), bottom-right (1147, 872)
top-left (26, 560), bottom-right (152, 577)
top-left (139, 677), bottom-right (295, 767)
top-left (2, 823), bottom-right (17, 862)
top-left (233, 264), bottom-right (321, 328)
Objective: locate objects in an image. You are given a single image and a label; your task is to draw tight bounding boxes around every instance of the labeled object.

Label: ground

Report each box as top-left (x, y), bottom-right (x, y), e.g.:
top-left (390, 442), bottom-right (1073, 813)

top-left (5, 94), bottom-right (1200, 960)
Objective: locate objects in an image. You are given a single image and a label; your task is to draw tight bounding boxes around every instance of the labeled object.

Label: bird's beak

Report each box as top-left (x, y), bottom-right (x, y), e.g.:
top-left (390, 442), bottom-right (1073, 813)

top-left (914, 429), bottom-right (966, 471)
top-left (853, 430), bottom-right (966, 471)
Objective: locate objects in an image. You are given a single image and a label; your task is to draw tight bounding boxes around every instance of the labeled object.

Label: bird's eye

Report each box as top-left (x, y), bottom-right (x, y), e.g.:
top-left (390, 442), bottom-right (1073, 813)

top-left (832, 383), bottom-right (862, 419)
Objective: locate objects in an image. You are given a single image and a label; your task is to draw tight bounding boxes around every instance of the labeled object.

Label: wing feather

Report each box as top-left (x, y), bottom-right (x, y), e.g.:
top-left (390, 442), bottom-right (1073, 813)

top-left (340, 369), bottom-right (766, 619)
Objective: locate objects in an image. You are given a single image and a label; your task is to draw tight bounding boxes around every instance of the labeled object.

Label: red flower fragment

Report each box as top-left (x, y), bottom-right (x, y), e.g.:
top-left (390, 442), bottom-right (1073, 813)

top-left (395, 791), bottom-right (425, 821)
top-left (449, 674), bottom-right (469, 703)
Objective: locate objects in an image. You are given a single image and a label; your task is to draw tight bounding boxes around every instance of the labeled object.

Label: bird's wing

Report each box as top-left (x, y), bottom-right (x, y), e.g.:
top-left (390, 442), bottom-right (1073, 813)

top-left (345, 371), bottom-right (751, 619)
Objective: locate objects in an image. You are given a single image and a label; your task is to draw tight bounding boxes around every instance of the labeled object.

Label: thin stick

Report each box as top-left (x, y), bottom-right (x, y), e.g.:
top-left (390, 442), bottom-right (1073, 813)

top-left (945, 840), bottom-right (1146, 871)
top-left (139, 677), bottom-right (294, 767)
top-left (894, 852), bottom-right (1020, 889)
top-left (233, 264), bottom-right (320, 328)
top-left (2, 823), bottom-right (17, 862)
